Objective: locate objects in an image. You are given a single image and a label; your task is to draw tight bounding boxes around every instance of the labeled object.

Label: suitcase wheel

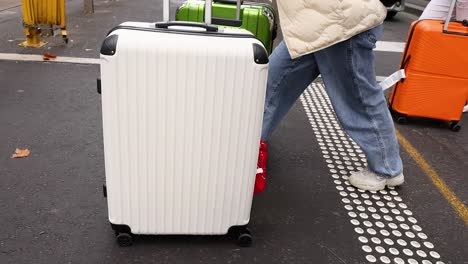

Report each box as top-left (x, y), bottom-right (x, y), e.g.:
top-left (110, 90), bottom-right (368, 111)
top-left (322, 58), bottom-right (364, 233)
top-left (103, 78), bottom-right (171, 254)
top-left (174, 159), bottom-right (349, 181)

top-left (450, 121), bottom-right (461, 132)
top-left (396, 115), bottom-right (407, 124)
top-left (391, 109), bottom-right (408, 124)
top-left (237, 227), bottom-right (253, 247)
top-left (116, 232), bottom-right (133, 247)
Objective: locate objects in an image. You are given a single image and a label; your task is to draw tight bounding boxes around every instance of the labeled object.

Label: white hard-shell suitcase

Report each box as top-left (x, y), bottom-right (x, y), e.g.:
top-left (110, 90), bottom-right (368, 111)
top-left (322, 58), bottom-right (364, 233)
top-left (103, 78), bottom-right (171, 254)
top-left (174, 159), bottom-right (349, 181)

top-left (99, 0), bottom-right (268, 247)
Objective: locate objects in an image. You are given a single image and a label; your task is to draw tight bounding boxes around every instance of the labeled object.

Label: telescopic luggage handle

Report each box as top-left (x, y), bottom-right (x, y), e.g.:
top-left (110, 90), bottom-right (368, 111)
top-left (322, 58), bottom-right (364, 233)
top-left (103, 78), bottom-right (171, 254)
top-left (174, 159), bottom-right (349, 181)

top-left (160, 0), bottom-right (218, 31)
top-left (210, 0), bottom-right (243, 27)
top-left (443, 0), bottom-right (468, 35)
top-left (204, 0), bottom-right (242, 25)
top-left (162, 0), bottom-right (242, 26)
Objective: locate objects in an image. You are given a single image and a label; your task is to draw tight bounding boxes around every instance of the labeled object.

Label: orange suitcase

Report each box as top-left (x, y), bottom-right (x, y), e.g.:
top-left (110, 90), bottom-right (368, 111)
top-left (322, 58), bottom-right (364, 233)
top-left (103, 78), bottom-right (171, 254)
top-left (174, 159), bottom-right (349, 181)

top-left (389, 16), bottom-right (468, 131)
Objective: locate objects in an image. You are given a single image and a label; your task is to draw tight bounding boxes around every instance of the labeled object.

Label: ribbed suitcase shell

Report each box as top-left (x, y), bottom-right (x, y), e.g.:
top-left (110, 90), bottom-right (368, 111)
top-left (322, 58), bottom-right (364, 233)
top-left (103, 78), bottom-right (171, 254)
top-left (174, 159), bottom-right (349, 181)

top-left (100, 22), bottom-right (268, 235)
top-left (389, 20), bottom-right (468, 122)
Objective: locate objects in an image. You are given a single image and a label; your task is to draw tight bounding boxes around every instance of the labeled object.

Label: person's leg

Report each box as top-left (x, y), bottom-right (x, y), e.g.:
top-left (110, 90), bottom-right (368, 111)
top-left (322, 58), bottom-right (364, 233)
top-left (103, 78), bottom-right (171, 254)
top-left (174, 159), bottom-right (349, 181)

top-left (262, 41), bottom-right (320, 140)
top-left (314, 25), bottom-right (403, 190)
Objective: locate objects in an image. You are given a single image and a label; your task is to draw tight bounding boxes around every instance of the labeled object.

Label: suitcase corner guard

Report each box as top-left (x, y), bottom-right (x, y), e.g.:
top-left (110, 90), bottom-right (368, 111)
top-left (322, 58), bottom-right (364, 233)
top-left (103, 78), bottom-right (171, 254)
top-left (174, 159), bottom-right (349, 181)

top-left (100, 34), bottom-right (119, 56)
top-left (253, 43), bottom-right (268, 64)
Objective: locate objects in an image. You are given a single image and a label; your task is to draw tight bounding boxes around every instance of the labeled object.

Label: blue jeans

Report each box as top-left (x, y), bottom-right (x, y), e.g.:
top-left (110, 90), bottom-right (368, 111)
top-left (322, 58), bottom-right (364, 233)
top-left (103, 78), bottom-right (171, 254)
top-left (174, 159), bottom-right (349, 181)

top-left (262, 25), bottom-right (403, 177)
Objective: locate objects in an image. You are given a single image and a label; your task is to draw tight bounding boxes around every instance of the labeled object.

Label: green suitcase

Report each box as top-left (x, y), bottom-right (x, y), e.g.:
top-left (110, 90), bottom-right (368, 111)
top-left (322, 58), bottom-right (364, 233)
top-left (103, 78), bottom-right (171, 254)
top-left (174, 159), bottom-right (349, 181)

top-left (175, 0), bottom-right (277, 53)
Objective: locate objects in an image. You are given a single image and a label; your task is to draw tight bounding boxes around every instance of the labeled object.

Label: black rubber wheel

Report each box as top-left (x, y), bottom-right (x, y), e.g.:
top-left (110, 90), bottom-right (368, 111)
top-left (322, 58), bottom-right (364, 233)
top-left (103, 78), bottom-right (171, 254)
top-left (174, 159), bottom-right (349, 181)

top-left (238, 233), bottom-right (253, 247)
top-left (450, 122), bottom-right (461, 132)
top-left (385, 11), bottom-right (398, 20)
top-left (116, 233), bottom-right (133, 247)
top-left (397, 115), bottom-right (407, 124)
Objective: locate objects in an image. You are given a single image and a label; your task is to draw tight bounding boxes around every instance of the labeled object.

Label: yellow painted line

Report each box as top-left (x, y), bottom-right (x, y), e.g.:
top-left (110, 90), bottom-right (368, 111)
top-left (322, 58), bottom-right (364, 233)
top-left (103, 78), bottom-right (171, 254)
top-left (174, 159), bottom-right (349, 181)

top-left (396, 129), bottom-right (468, 225)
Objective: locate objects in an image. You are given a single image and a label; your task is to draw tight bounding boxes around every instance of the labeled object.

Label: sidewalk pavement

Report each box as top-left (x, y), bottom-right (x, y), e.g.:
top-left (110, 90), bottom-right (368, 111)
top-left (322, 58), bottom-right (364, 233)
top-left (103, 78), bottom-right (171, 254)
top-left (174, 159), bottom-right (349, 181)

top-left (0, 0), bottom-right (20, 12)
top-left (405, 0), bottom-right (430, 16)
top-left (0, 0), bottom-right (188, 59)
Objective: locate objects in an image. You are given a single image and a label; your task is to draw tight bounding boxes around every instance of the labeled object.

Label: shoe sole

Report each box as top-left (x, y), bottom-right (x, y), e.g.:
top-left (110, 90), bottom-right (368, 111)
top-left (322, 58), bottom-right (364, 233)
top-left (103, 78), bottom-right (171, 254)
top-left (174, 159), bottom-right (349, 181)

top-left (350, 182), bottom-right (386, 191)
top-left (387, 176), bottom-right (404, 187)
top-left (350, 177), bottom-right (404, 191)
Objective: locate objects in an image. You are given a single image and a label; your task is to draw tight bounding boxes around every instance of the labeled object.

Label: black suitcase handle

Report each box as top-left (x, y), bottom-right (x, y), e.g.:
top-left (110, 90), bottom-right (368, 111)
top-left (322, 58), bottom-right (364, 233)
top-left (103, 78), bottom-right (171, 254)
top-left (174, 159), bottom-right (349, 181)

top-left (155, 21), bottom-right (218, 32)
top-left (212, 18), bottom-right (242, 27)
top-left (214, 0), bottom-right (243, 4)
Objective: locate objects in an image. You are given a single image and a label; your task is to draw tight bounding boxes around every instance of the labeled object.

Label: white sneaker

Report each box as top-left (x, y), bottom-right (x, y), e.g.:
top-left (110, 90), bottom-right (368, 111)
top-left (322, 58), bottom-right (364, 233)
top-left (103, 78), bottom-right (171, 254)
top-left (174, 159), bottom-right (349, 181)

top-left (463, 103), bottom-right (468, 113)
top-left (349, 169), bottom-right (404, 191)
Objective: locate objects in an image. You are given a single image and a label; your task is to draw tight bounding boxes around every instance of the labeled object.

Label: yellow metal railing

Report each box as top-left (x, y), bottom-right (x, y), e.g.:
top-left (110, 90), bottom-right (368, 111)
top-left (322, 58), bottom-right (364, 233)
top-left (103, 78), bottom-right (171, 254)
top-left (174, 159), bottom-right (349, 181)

top-left (20, 0), bottom-right (68, 48)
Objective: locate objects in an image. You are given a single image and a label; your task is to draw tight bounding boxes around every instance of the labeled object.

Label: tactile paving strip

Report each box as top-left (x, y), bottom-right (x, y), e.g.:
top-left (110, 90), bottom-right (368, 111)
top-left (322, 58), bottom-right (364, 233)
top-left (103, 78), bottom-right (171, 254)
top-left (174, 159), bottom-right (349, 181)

top-left (299, 83), bottom-right (445, 264)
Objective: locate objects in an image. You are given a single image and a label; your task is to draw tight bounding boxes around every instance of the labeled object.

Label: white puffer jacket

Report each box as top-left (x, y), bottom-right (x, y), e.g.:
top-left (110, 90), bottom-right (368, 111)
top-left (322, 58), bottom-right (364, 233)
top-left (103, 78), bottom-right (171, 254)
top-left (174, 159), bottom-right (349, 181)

top-left (277, 0), bottom-right (387, 59)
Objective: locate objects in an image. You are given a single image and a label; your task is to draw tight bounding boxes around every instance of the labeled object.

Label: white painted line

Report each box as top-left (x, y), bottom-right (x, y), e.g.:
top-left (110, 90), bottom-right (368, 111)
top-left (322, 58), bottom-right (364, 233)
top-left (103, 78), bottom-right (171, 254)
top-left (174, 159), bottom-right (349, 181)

top-left (0, 53), bottom-right (396, 91)
top-left (0, 41), bottom-right (404, 66)
top-left (0, 10), bottom-right (17, 16)
top-left (375, 41), bottom-right (406, 53)
top-left (300, 83), bottom-right (445, 264)
top-left (0, 53), bottom-right (100, 65)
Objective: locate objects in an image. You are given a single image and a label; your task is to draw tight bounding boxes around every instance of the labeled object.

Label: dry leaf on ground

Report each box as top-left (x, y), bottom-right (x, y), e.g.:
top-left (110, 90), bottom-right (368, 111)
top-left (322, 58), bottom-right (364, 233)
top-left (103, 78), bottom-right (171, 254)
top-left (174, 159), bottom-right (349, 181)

top-left (10, 148), bottom-right (31, 159)
top-left (43, 53), bottom-right (57, 61)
